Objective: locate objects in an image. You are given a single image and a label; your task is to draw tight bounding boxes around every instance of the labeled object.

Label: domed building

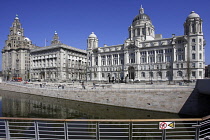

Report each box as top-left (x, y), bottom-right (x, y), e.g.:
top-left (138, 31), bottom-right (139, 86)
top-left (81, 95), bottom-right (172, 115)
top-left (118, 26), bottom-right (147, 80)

top-left (87, 6), bottom-right (206, 83)
top-left (2, 16), bottom-right (87, 82)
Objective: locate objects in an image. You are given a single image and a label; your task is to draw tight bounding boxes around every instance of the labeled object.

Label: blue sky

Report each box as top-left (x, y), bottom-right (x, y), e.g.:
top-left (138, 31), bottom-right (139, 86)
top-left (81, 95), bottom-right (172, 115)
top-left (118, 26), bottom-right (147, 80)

top-left (0, 0), bottom-right (210, 70)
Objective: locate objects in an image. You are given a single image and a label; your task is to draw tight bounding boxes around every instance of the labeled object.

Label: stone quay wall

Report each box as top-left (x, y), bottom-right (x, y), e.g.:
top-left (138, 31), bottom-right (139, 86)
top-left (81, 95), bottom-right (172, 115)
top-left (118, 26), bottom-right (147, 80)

top-left (0, 82), bottom-right (196, 115)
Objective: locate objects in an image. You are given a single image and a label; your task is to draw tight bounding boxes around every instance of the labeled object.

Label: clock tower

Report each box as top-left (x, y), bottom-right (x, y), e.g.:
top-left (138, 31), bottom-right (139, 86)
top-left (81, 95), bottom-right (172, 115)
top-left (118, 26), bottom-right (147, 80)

top-left (10, 14), bottom-right (23, 36)
top-left (2, 15), bottom-right (38, 81)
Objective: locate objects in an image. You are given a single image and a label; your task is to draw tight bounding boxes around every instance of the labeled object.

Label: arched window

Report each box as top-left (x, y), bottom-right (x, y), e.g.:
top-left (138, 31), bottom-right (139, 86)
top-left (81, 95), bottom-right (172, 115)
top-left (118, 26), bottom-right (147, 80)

top-left (157, 71), bottom-right (162, 77)
top-left (8, 43), bottom-right (11, 47)
top-left (141, 72), bottom-right (145, 77)
top-left (166, 71), bottom-right (170, 77)
top-left (149, 72), bottom-right (153, 77)
top-left (177, 71), bottom-right (183, 77)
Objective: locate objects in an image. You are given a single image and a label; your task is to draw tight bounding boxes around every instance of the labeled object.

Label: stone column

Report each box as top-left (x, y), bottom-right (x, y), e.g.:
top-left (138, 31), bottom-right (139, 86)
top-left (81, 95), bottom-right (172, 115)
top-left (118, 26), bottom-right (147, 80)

top-left (200, 22), bottom-right (203, 33)
top-left (154, 50), bottom-right (157, 63)
top-left (98, 54), bottom-right (101, 81)
top-left (105, 55), bottom-right (107, 65)
top-left (98, 54), bottom-right (101, 66)
top-left (190, 23), bottom-right (192, 33)
top-left (146, 51), bottom-right (148, 63)
top-left (124, 51), bottom-right (128, 64)
top-left (163, 49), bottom-right (166, 62)
top-left (136, 50), bottom-right (140, 64)
top-left (117, 54), bottom-right (119, 65)
top-left (111, 54), bottom-right (113, 65)
top-left (173, 46), bottom-right (176, 62)
top-left (196, 21), bottom-right (199, 34)
top-left (184, 45), bottom-right (187, 61)
top-left (130, 26), bottom-right (133, 38)
top-left (91, 54), bottom-right (95, 67)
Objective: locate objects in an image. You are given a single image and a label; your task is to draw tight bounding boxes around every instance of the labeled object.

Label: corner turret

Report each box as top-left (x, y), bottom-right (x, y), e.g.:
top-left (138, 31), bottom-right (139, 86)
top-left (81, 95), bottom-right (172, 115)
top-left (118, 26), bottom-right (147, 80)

top-left (184, 11), bottom-right (203, 36)
top-left (87, 32), bottom-right (98, 50)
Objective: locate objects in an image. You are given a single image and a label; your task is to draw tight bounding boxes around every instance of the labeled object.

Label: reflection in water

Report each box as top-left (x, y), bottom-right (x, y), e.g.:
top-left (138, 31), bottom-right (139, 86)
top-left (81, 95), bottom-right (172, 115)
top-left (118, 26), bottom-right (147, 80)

top-left (0, 89), bottom-right (195, 119)
top-left (0, 96), bottom-right (2, 117)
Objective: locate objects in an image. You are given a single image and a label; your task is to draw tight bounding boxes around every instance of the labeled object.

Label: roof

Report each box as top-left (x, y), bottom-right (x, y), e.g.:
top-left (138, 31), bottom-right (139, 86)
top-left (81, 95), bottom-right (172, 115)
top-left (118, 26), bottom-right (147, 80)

top-left (30, 43), bottom-right (87, 54)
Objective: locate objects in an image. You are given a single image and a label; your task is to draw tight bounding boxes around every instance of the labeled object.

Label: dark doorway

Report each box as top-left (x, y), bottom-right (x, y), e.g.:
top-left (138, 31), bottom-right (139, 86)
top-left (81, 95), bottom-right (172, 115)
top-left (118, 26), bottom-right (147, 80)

top-left (128, 66), bottom-right (135, 80)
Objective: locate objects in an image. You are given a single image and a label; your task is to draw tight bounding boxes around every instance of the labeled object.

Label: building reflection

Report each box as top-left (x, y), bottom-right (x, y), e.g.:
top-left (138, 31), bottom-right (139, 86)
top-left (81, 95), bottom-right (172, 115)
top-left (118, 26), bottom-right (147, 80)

top-left (0, 89), bottom-right (192, 119)
top-left (0, 96), bottom-right (2, 117)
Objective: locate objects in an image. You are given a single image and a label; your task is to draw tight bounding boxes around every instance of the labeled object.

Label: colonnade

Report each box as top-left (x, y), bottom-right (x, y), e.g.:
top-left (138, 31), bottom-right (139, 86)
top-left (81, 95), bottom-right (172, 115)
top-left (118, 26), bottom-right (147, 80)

top-left (93, 47), bottom-right (185, 67)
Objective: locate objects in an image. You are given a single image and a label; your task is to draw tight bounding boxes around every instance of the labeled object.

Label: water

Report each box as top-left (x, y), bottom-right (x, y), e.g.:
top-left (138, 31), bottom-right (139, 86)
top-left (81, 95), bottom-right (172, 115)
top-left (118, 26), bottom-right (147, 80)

top-left (0, 89), bottom-right (195, 119)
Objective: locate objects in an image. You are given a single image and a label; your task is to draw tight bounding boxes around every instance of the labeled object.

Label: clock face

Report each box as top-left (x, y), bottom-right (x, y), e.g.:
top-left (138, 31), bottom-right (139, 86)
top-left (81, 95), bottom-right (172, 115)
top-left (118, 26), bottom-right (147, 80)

top-left (17, 31), bottom-right (21, 35)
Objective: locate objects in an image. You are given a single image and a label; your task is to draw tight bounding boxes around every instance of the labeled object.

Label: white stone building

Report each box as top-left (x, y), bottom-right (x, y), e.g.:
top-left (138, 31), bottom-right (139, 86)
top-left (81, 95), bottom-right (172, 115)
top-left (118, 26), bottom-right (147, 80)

top-left (30, 32), bottom-right (87, 82)
top-left (87, 6), bottom-right (206, 82)
top-left (2, 15), bottom-right (38, 81)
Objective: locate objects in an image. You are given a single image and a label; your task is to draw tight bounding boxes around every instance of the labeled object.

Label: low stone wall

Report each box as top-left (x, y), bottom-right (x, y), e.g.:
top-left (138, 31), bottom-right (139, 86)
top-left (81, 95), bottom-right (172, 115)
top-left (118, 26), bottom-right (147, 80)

top-left (0, 82), bottom-right (195, 114)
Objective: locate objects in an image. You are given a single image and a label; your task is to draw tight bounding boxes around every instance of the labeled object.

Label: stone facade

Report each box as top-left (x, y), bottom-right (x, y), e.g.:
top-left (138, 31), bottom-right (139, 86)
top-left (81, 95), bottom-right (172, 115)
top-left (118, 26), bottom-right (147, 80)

top-left (1, 15), bottom-right (38, 81)
top-left (30, 32), bottom-right (87, 82)
top-left (2, 16), bottom-right (87, 82)
top-left (87, 6), bottom-right (206, 82)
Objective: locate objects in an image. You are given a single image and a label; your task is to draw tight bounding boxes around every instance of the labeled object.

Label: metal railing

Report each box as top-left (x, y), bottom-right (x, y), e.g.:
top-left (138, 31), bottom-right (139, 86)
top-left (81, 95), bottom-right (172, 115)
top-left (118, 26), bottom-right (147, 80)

top-left (0, 116), bottom-right (209, 140)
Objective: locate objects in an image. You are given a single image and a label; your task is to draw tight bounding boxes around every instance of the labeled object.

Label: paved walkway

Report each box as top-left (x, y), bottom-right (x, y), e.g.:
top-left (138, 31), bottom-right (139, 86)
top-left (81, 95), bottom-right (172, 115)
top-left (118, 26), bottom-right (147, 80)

top-left (4, 80), bottom-right (196, 91)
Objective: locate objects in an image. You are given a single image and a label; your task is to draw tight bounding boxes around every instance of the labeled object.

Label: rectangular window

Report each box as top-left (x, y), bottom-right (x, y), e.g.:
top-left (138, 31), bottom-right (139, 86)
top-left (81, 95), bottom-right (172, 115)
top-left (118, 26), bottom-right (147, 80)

top-left (130, 59), bottom-right (134, 63)
top-left (149, 57), bottom-right (154, 63)
top-left (107, 55), bottom-right (111, 58)
top-left (141, 57), bottom-right (146, 63)
top-left (114, 59), bottom-right (118, 65)
top-left (142, 28), bottom-right (145, 35)
top-left (177, 48), bottom-right (184, 53)
top-left (137, 28), bottom-right (140, 36)
top-left (166, 56), bottom-right (171, 62)
top-left (199, 53), bottom-right (202, 59)
top-left (199, 39), bottom-right (202, 43)
top-left (102, 60), bottom-right (105, 65)
top-left (157, 56), bottom-right (163, 62)
top-left (113, 54), bottom-right (118, 58)
top-left (192, 63), bottom-right (195, 68)
top-left (141, 72), bottom-right (145, 77)
top-left (192, 71), bottom-right (196, 77)
top-left (192, 46), bottom-right (195, 51)
top-left (107, 60), bottom-right (111, 65)
top-left (178, 55), bottom-right (184, 61)
top-left (178, 40), bottom-right (182, 44)
top-left (120, 59), bottom-right (123, 65)
top-left (192, 54), bottom-right (196, 59)
top-left (199, 71), bottom-right (202, 77)
top-left (199, 63), bottom-right (202, 68)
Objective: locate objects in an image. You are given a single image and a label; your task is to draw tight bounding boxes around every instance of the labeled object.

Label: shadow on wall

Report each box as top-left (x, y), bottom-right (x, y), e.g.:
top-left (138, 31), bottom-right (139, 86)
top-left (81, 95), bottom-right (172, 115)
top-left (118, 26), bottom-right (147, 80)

top-left (179, 79), bottom-right (210, 117)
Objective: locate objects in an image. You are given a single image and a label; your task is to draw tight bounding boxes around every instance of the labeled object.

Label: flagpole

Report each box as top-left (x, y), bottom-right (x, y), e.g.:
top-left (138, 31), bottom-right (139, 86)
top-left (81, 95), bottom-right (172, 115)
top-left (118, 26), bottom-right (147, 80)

top-left (45, 38), bottom-right (46, 47)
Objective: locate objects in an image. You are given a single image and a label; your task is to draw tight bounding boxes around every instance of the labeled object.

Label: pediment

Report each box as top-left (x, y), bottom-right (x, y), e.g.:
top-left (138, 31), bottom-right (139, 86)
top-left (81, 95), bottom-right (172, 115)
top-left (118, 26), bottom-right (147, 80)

top-left (125, 44), bottom-right (138, 50)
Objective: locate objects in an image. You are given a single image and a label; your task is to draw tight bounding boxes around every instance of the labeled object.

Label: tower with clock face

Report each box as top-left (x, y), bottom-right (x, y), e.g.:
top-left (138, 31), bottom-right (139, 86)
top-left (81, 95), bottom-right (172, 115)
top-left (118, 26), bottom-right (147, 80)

top-left (2, 15), bottom-right (38, 81)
